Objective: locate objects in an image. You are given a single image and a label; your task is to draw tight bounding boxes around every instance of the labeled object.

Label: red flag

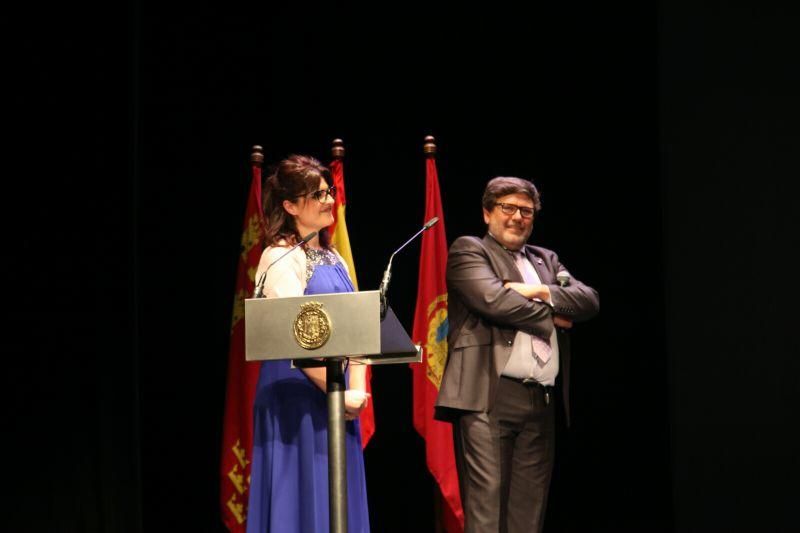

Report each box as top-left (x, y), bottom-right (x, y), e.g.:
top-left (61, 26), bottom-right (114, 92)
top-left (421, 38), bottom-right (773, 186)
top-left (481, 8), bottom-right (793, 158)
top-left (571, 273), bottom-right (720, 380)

top-left (329, 144), bottom-right (375, 447)
top-left (411, 141), bottom-right (464, 531)
top-left (220, 149), bottom-right (265, 532)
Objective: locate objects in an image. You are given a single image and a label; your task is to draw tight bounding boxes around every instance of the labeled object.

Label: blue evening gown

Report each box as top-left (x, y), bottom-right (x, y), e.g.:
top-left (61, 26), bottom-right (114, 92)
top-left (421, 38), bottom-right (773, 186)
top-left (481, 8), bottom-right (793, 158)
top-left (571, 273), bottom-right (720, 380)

top-left (246, 248), bottom-right (370, 533)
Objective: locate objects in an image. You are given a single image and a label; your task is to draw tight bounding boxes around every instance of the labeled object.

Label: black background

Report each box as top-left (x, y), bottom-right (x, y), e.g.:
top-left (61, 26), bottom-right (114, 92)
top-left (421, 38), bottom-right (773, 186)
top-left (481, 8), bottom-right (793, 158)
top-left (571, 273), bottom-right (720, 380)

top-left (8, 1), bottom-right (799, 532)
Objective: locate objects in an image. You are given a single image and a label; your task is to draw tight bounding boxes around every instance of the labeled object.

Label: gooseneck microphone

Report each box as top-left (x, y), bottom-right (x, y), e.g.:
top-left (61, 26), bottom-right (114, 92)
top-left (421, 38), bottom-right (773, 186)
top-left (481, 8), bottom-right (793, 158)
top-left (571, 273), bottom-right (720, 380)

top-left (379, 217), bottom-right (439, 317)
top-left (253, 231), bottom-right (318, 298)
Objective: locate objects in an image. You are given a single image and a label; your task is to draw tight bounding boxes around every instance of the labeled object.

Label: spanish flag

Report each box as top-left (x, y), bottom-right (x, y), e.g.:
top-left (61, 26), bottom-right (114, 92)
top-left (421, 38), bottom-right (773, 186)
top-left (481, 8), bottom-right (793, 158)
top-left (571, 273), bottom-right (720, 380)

top-left (329, 139), bottom-right (375, 448)
top-left (411, 137), bottom-right (464, 531)
top-left (219, 147), bottom-right (265, 532)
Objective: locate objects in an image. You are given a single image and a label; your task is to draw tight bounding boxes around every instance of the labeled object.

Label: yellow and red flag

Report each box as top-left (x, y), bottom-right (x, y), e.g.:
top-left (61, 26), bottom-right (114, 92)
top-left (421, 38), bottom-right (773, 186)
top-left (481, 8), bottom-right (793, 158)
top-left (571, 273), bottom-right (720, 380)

top-left (411, 138), bottom-right (464, 532)
top-left (329, 142), bottom-right (375, 447)
top-left (220, 147), bottom-right (265, 532)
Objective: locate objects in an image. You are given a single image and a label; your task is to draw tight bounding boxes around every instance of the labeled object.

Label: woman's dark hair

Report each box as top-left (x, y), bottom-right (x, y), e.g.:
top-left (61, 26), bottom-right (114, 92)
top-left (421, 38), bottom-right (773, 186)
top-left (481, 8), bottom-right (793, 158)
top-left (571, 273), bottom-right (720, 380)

top-left (481, 176), bottom-right (542, 213)
top-left (262, 154), bottom-right (332, 248)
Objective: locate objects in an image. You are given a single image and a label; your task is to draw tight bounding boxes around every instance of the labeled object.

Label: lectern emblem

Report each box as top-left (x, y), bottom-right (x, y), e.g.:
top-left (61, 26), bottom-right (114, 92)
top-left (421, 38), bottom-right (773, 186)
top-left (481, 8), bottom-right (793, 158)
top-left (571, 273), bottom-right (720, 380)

top-left (293, 301), bottom-right (332, 349)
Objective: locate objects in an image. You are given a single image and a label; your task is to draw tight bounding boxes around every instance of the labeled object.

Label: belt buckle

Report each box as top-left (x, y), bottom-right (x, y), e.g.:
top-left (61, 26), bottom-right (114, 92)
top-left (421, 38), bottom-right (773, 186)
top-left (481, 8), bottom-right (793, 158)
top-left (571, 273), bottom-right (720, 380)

top-left (522, 378), bottom-right (551, 405)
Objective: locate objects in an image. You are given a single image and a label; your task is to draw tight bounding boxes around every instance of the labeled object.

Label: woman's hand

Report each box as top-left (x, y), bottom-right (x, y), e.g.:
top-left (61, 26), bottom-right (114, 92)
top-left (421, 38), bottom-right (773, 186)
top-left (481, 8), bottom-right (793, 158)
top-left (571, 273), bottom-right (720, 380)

top-left (344, 389), bottom-right (371, 421)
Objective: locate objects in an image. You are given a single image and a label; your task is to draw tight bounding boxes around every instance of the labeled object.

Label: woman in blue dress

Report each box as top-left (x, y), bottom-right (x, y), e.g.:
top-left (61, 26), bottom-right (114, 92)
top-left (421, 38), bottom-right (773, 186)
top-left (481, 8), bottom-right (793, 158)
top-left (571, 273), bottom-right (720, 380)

top-left (246, 155), bottom-right (370, 533)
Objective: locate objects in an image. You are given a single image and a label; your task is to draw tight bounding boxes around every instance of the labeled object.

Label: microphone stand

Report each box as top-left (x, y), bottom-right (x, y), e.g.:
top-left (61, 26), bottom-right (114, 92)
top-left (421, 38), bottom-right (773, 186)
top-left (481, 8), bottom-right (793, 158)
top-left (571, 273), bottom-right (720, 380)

top-left (253, 231), bottom-right (318, 298)
top-left (379, 217), bottom-right (438, 319)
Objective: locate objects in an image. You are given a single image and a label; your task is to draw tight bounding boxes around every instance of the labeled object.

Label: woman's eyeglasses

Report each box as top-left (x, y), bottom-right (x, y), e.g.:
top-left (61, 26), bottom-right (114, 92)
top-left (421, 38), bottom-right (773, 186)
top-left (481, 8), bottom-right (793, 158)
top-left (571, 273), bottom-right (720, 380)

top-left (495, 202), bottom-right (534, 218)
top-left (296, 186), bottom-right (337, 202)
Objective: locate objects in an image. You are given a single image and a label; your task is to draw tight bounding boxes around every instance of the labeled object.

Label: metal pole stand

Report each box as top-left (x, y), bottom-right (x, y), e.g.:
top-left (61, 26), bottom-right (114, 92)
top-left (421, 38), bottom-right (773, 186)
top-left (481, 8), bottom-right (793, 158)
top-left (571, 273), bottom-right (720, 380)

top-left (326, 358), bottom-right (347, 533)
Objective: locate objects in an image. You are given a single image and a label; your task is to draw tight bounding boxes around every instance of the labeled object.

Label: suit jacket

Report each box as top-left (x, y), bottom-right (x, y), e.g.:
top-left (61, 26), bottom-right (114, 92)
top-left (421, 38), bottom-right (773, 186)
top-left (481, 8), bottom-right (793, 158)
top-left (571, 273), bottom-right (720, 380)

top-left (434, 234), bottom-right (599, 423)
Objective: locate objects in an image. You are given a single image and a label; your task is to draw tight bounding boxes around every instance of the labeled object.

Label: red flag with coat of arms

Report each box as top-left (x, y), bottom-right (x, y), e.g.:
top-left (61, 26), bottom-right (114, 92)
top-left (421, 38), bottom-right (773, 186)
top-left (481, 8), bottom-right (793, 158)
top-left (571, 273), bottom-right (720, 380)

top-left (411, 137), bottom-right (464, 531)
top-left (219, 147), bottom-right (265, 531)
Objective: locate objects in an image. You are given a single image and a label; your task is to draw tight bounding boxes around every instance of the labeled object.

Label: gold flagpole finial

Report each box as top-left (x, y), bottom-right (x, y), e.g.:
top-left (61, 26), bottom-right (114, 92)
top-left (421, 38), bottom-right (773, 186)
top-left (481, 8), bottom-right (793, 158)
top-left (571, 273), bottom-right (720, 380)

top-left (423, 135), bottom-right (437, 157)
top-left (331, 139), bottom-right (345, 160)
top-left (250, 145), bottom-right (264, 166)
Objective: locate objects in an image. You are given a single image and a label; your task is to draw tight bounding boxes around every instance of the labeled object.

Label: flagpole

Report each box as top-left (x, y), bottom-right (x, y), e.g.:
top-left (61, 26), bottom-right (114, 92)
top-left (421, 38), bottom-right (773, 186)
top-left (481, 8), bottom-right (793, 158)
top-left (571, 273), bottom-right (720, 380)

top-left (328, 138), bottom-right (348, 533)
top-left (332, 137), bottom-right (345, 159)
top-left (220, 144), bottom-right (266, 532)
top-left (412, 135), bottom-right (465, 532)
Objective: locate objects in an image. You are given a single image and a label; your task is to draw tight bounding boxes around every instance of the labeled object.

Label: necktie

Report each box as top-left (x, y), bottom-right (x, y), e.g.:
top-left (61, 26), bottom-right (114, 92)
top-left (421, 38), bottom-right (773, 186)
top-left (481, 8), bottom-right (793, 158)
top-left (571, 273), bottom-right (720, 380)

top-left (513, 252), bottom-right (552, 364)
top-left (531, 332), bottom-right (552, 363)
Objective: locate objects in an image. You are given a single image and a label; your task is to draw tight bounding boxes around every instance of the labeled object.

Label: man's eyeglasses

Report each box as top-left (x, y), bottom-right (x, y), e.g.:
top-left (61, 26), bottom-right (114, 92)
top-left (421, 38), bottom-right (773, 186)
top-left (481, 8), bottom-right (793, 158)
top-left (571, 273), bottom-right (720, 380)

top-left (495, 202), bottom-right (535, 218)
top-left (297, 186), bottom-right (337, 202)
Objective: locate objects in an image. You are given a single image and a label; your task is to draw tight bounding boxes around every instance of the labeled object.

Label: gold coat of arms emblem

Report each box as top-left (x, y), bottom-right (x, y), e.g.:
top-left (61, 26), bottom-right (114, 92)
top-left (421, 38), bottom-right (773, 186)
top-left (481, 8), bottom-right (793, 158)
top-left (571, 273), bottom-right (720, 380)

top-left (293, 301), bottom-right (332, 349)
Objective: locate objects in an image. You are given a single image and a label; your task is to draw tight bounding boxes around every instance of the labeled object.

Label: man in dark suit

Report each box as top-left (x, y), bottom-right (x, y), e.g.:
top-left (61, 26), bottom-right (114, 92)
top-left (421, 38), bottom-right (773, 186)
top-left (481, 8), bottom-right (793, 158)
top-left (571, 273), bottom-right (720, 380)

top-left (435, 177), bottom-right (599, 533)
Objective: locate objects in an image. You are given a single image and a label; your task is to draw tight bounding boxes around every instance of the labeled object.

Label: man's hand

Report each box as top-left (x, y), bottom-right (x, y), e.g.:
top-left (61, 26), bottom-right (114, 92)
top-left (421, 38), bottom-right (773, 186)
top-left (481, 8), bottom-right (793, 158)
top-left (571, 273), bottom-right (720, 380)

top-left (504, 281), bottom-right (551, 302)
top-left (505, 282), bottom-right (571, 328)
top-left (554, 315), bottom-right (573, 329)
top-left (344, 389), bottom-right (370, 421)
